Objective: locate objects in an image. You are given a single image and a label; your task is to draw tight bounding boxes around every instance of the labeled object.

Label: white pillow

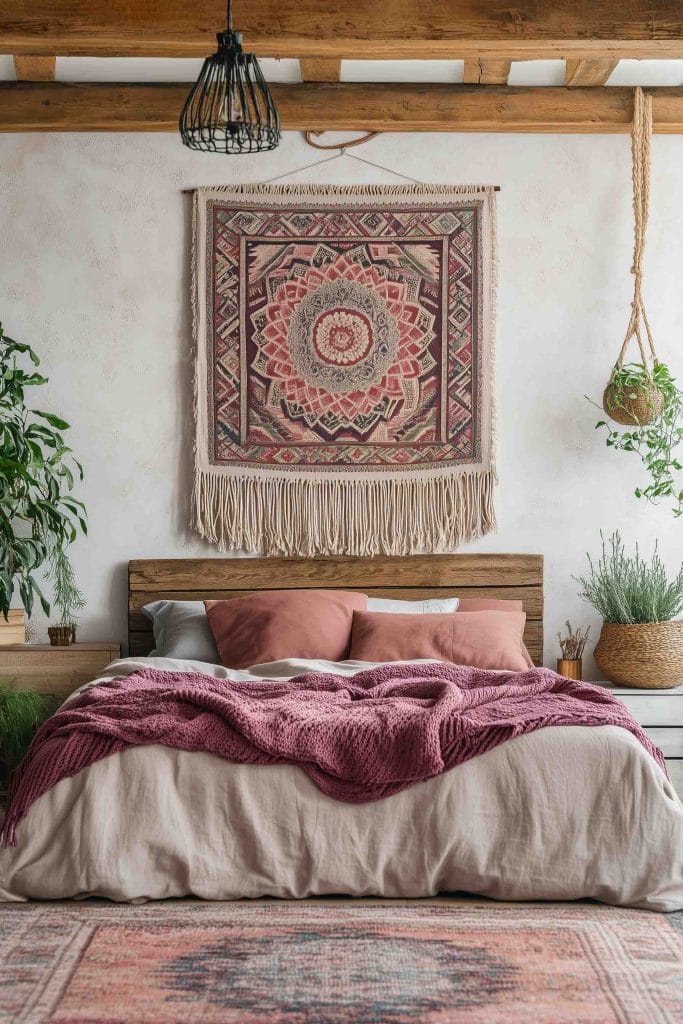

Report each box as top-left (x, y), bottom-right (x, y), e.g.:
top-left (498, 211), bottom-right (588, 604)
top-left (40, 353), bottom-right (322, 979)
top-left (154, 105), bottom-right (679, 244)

top-left (366, 597), bottom-right (459, 614)
top-left (142, 600), bottom-right (219, 663)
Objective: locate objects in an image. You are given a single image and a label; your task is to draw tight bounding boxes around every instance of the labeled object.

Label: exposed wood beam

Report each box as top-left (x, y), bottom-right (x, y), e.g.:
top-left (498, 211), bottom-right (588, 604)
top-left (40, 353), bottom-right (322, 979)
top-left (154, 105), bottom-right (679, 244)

top-left (12, 55), bottom-right (56, 80)
top-left (565, 59), bottom-right (619, 86)
top-left (2, 83), bottom-right (683, 134)
top-left (299, 59), bottom-right (341, 83)
top-left (2, 1), bottom-right (683, 59)
top-left (463, 60), bottom-right (511, 85)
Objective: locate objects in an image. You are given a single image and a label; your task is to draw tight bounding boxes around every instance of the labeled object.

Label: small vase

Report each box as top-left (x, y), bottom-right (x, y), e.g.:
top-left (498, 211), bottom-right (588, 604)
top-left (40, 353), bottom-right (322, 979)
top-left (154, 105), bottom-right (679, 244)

top-left (557, 658), bottom-right (582, 680)
top-left (48, 625), bottom-right (73, 647)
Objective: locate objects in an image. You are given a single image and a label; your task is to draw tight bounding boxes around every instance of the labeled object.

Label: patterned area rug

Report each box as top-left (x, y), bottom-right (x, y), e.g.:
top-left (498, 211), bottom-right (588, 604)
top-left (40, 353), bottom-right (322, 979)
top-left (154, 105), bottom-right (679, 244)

top-left (1, 899), bottom-right (681, 1024)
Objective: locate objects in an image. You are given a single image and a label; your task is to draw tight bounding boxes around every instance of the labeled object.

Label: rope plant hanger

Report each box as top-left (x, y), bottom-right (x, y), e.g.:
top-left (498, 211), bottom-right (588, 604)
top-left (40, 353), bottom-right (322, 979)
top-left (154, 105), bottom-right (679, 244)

top-left (596, 87), bottom-right (683, 517)
top-left (602, 87), bottom-right (662, 426)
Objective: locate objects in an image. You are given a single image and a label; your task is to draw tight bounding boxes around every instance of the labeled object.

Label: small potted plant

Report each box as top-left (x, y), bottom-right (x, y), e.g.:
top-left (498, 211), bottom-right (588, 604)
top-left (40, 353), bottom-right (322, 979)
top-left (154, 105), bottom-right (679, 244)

top-left (575, 532), bottom-right (683, 689)
top-left (556, 622), bottom-right (591, 680)
top-left (47, 548), bottom-right (86, 647)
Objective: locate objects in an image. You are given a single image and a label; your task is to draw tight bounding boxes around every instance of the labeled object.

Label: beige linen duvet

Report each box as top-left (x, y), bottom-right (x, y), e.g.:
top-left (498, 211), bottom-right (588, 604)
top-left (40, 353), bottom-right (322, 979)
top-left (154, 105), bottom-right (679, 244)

top-left (0, 657), bottom-right (681, 910)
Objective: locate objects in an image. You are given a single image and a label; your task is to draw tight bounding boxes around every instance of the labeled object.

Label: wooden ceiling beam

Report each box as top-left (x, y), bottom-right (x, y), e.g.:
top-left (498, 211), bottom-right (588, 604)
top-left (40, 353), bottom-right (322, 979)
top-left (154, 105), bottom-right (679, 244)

top-left (2, 83), bottom-right (683, 134)
top-left (12, 55), bottom-right (56, 81)
top-left (2, 1), bottom-right (683, 59)
top-left (299, 59), bottom-right (341, 83)
top-left (565, 59), bottom-right (619, 86)
top-left (463, 61), bottom-right (511, 85)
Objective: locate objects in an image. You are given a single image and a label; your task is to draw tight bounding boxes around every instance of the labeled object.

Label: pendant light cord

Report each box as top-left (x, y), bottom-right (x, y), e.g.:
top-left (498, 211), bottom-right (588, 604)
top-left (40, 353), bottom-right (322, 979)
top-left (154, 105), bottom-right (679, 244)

top-left (226, 0), bottom-right (233, 31)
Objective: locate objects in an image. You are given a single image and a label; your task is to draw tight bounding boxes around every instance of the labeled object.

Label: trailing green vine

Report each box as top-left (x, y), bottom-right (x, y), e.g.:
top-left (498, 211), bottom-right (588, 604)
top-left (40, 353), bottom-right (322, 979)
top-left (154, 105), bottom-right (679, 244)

top-left (595, 361), bottom-right (683, 518)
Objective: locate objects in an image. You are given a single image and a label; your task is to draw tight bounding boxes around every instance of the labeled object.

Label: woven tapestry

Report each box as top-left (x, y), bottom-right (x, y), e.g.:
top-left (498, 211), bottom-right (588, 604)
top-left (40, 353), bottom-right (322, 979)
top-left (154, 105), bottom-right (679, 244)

top-left (192, 184), bottom-right (497, 556)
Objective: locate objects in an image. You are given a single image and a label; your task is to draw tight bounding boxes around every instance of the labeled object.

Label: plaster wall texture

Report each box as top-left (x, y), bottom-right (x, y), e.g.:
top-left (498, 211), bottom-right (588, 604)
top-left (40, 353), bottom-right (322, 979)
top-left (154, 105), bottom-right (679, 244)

top-left (1, 130), bottom-right (682, 673)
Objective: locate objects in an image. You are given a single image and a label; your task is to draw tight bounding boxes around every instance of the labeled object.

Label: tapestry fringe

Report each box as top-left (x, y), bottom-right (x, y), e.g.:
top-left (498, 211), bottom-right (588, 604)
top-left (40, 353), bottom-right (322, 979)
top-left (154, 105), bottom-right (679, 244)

top-left (193, 182), bottom-right (496, 199)
top-left (192, 469), bottom-right (496, 557)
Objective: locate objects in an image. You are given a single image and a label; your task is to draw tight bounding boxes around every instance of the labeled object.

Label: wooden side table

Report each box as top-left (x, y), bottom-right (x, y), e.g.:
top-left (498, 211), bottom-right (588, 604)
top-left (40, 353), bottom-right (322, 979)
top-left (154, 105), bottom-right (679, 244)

top-left (596, 683), bottom-right (683, 799)
top-left (0, 642), bottom-right (121, 699)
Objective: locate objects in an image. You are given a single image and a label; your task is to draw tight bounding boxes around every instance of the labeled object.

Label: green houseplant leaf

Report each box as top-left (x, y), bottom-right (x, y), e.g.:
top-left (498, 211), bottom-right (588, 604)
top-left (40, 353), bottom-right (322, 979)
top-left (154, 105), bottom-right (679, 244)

top-left (0, 322), bottom-right (87, 621)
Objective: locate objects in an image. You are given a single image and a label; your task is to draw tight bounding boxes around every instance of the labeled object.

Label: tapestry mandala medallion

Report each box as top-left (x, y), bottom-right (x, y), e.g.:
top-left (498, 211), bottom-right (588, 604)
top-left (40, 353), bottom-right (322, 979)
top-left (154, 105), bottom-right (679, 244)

top-left (192, 184), bottom-right (497, 555)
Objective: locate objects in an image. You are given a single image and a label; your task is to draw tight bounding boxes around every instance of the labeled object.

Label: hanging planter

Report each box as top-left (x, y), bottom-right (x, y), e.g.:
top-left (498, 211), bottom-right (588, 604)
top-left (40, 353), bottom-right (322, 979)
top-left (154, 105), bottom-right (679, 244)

top-left (601, 88), bottom-right (662, 426)
top-left (602, 367), bottom-right (663, 427)
top-left (593, 88), bottom-right (683, 516)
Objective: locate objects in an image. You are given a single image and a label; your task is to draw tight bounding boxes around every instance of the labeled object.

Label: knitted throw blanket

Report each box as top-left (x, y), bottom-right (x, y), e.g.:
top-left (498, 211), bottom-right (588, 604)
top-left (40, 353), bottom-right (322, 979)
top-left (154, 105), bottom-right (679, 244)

top-left (0, 662), bottom-right (665, 846)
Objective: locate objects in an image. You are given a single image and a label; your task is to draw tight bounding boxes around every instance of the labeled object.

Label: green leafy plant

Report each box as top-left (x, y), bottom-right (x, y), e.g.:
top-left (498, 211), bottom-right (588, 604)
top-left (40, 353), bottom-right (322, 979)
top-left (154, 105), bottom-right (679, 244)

top-left (0, 322), bottom-right (87, 620)
top-left (575, 531), bottom-right (683, 624)
top-left (0, 681), bottom-right (58, 786)
top-left (51, 547), bottom-right (85, 629)
top-left (595, 362), bottom-right (683, 517)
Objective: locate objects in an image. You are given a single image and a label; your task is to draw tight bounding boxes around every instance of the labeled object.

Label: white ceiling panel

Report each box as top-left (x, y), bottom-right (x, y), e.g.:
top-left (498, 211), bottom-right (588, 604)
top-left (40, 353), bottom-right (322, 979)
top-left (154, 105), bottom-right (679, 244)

top-left (607, 60), bottom-right (683, 86)
top-left (507, 61), bottom-right (566, 86)
top-left (342, 60), bottom-right (463, 83)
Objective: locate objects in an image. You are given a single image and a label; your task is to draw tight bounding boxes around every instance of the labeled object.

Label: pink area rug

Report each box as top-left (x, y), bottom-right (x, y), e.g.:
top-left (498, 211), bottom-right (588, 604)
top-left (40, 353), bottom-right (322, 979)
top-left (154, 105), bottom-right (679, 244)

top-left (1, 899), bottom-right (681, 1023)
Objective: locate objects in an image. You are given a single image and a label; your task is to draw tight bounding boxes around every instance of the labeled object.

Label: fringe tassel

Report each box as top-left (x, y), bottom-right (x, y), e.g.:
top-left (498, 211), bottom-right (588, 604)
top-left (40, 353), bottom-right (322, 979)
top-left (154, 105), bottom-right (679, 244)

top-left (193, 469), bottom-right (496, 557)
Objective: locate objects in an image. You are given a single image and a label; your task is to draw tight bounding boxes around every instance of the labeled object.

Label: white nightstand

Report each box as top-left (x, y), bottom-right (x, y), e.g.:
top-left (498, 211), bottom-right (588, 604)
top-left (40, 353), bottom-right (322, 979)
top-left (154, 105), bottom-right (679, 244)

top-left (597, 684), bottom-right (683, 798)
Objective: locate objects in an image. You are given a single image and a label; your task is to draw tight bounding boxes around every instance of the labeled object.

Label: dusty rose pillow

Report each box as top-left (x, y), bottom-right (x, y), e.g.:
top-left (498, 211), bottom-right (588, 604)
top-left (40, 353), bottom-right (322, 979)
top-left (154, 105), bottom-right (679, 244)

top-left (205, 590), bottom-right (367, 669)
top-left (349, 609), bottom-right (529, 672)
top-left (456, 598), bottom-right (535, 667)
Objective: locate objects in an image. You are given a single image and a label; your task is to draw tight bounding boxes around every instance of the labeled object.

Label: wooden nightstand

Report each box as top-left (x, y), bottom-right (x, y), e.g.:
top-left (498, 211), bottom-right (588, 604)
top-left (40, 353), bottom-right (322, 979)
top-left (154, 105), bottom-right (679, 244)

top-left (598, 684), bottom-right (683, 799)
top-left (0, 642), bottom-right (121, 699)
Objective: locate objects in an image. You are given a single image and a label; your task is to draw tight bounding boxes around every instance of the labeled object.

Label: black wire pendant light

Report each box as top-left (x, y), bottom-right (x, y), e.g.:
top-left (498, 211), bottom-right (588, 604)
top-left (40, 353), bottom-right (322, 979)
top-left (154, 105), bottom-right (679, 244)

top-left (179, 0), bottom-right (281, 154)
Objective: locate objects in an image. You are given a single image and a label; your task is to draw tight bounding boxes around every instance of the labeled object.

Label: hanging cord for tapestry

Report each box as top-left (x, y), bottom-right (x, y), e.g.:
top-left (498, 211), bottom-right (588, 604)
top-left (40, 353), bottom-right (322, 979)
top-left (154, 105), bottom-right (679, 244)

top-left (616, 86), bottom-right (658, 372)
top-left (259, 132), bottom-right (501, 188)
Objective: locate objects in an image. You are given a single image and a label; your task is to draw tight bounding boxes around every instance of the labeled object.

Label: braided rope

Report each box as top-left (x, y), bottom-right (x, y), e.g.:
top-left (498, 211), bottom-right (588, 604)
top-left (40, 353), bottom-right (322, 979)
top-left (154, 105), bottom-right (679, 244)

top-left (616, 87), bottom-right (659, 372)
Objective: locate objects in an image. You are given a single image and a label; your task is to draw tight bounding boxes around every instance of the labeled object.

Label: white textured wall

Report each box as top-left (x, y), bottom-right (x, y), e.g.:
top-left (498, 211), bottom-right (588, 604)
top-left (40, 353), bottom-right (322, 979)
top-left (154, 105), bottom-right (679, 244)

top-left (1, 130), bottom-right (682, 672)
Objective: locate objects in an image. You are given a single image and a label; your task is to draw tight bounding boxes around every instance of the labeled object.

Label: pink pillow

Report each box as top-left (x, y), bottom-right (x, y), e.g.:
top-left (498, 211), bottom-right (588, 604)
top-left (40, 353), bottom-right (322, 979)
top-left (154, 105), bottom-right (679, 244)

top-left (456, 598), bottom-right (534, 667)
top-left (349, 609), bottom-right (529, 672)
top-left (205, 590), bottom-right (367, 669)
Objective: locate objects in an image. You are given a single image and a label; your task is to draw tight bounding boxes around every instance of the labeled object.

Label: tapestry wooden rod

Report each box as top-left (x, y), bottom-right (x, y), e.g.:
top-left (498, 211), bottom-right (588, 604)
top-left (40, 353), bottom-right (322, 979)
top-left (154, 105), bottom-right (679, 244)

top-left (3, 83), bottom-right (683, 134)
top-left (3, 0), bottom-right (683, 59)
top-left (178, 186), bottom-right (502, 193)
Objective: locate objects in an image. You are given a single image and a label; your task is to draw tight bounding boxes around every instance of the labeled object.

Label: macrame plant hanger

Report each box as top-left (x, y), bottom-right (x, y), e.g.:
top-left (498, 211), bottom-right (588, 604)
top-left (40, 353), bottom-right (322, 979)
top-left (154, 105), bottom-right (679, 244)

top-left (603, 86), bottom-right (663, 426)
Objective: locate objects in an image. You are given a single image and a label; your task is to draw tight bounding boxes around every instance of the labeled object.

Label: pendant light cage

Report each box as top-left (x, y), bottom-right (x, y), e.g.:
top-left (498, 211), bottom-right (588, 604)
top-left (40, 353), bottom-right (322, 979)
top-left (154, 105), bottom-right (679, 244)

top-left (179, 1), bottom-right (281, 154)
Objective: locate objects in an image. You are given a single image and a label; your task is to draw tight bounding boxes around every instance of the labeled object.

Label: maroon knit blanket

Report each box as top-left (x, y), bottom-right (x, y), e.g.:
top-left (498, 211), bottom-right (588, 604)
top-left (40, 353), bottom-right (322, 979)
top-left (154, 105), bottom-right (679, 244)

top-left (0, 662), bottom-right (665, 846)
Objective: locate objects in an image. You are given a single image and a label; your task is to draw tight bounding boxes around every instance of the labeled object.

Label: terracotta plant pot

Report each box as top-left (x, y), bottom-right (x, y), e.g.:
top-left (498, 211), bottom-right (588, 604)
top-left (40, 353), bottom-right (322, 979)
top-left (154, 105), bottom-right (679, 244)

top-left (594, 620), bottom-right (683, 689)
top-left (602, 381), bottom-right (663, 426)
top-left (557, 658), bottom-right (582, 680)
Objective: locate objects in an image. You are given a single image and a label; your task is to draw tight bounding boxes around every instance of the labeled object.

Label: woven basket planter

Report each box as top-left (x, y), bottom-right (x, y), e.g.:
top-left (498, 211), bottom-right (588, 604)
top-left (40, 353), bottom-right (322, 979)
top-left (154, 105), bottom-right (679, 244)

top-left (602, 381), bottom-right (663, 426)
top-left (594, 620), bottom-right (683, 688)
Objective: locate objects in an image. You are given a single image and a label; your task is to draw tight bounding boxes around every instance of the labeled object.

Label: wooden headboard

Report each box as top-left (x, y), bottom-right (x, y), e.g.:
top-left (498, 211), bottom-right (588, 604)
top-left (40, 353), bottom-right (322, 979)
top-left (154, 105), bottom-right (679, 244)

top-left (129, 554), bottom-right (544, 664)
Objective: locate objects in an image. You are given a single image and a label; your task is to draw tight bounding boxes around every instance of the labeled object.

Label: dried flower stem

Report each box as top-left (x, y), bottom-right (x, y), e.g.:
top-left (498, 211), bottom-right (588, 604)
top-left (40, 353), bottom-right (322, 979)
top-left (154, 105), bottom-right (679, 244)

top-left (558, 620), bottom-right (591, 660)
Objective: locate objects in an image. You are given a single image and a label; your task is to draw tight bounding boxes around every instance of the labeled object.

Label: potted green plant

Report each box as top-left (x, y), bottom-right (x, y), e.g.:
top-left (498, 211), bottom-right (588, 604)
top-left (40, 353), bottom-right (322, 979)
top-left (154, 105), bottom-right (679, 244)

top-left (48, 547), bottom-right (86, 645)
top-left (595, 362), bottom-right (683, 518)
top-left (0, 322), bottom-right (87, 623)
top-left (576, 532), bottom-right (683, 689)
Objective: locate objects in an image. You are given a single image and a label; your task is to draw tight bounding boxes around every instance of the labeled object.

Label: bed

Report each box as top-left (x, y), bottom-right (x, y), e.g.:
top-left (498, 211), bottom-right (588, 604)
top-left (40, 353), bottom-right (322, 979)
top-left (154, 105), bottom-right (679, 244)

top-left (0, 553), bottom-right (681, 910)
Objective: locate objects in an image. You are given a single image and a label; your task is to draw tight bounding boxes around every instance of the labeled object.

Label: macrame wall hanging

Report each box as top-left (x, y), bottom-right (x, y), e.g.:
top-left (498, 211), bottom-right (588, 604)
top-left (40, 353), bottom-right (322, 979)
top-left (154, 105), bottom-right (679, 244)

top-left (596, 87), bottom-right (683, 517)
top-left (602, 87), bottom-right (663, 426)
top-left (190, 138), bottom-right (499, 555)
